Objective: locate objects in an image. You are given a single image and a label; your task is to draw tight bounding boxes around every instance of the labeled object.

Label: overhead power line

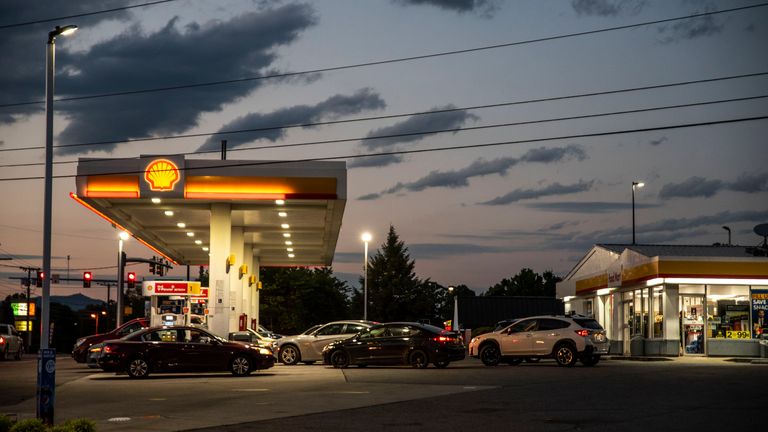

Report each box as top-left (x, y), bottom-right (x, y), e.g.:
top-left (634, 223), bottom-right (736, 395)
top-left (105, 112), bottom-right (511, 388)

top-left (1, 70), bottom-right (765, 155)
top-left (0, 3), bottom-right (765, 109)
top-left (0, 0), bottom-right (180, 30)
top-left (0, 92), bottom-right (765, 170)
top-left (0, 114), bottom-right (764, 183)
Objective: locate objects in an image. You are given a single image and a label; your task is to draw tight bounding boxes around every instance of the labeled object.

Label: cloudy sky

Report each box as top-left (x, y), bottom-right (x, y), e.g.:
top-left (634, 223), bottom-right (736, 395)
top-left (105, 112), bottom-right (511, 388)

top-left (0, 0), bottom-right (766, 299)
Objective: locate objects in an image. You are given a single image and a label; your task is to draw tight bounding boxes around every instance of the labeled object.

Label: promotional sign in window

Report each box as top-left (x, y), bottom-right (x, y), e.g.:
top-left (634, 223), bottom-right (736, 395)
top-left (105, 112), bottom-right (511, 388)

top-left (11, 302), bottom-right (35, 317)
top-left (752, 289), bottom-right (768, 339)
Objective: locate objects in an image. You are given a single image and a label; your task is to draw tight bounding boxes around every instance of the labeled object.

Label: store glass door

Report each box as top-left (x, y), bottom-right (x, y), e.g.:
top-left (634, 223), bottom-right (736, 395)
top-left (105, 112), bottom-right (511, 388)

top-left (680, 295), bottom-right (705, 355)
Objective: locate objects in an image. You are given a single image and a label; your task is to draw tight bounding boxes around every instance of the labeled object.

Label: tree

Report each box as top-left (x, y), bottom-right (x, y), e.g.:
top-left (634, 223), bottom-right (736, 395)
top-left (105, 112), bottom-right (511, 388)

top-left (353, 225), bottom-right (422, 322)
top-left (259, 267), bottom-right (351, 334)
top-left (485, 268), bottom-right (560, 297)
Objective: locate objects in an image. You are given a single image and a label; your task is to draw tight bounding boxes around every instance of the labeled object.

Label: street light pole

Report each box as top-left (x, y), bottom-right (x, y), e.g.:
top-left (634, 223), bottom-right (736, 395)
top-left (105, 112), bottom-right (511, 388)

top-left (42, 24), bottom-right (77, 350)
top-left (117, 231), bottom-right (129, 327)
top-left (448, 286), bottom-right (458, 332)
top-left (361, 232), bottom-right (372, 321)
top-left (631, 181), bottom-right (644, 245)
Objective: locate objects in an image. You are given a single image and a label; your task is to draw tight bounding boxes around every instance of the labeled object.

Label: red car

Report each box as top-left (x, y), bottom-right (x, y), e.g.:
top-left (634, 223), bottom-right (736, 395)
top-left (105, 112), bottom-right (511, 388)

top-left (72, 317), bottom-right (149, 363)
top-left (98, 325), bottom-right (275, 378)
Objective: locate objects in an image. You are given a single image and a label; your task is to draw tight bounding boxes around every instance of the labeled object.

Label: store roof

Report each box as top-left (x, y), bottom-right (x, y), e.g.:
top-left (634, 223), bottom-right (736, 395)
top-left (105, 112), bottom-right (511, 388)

top-left (597, 244), bottom-right (763, 259)
top-left (72, 156), bottom-right (347, 267)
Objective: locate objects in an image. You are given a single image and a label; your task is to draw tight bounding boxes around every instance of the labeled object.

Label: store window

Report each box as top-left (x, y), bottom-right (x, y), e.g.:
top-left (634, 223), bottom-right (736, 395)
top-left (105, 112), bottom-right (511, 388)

top-left (708, 285), bottom-right (750, 340)
top-left (583, 299), bottom-right (593, 318)
top-left (634, 288), bottom-right (649, 337)
top-left (652, 287), bottom-right (663, 339)
top-left (751, 286), bottom-right (768, 339)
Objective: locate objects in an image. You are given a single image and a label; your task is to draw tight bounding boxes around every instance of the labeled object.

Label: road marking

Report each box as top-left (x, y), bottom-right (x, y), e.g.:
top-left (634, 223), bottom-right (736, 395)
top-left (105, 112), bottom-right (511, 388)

top-left (107, 417), bottom-right (131, 422)
top-left (232, 388), bottom-right (270, 392)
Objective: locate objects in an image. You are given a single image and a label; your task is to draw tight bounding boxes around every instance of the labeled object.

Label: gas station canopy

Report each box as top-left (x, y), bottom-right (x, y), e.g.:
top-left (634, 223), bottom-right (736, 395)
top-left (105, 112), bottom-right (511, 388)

top-left (72, 156), bottom-right (347, 267)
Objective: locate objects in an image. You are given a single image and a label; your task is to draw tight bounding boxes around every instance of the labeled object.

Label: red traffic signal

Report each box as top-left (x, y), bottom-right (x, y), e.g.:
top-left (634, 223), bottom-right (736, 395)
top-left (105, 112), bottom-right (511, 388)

top-left (36, 271), bottom-right (44, 287)
top-left (83, 271), bottom-right (92, 288)
top-left (127, 272), bottom-right (136, 288)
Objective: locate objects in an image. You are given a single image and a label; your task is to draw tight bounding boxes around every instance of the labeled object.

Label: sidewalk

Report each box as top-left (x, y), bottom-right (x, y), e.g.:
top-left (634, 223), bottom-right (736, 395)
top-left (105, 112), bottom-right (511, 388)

top-left (606, 355), bottom-right (768, 364)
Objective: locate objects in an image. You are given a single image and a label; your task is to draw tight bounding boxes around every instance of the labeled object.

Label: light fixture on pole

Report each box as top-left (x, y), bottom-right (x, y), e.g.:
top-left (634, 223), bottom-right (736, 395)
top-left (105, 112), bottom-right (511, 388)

top-left (361, 232), bottom-right (372, 321)
top-left (117, 231), bottom-right (129, 327)
top-left (41, 24), bottom-right (77, 350)
top-left (448, 286), bottom-right (458, 332)
top-left (631, 181), bottom-right (644, 245)
top-left (722, 226), bottom-right (731, 245)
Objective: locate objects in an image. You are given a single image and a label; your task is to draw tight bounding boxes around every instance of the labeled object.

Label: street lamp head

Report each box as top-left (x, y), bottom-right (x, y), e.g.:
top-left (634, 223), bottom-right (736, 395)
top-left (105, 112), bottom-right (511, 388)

top-left (448, 285), bottom-right (455, 293)
top-left (118, 231), bottom-right (130, 241)
top-left (49, 25), bottom-right (78, 43)
top-left (632, 181), bottom-right (645, 189)
top-left (361, 232), bottom-right (372, 243)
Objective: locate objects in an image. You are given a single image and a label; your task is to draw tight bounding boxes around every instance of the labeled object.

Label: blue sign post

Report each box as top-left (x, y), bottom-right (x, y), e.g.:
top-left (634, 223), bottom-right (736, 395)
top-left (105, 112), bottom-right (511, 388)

top-left (37, 348), bottom-right (56, 425)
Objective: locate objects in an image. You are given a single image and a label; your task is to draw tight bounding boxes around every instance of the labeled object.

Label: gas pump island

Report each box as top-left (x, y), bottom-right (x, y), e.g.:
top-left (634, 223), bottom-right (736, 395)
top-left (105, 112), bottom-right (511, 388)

top-left (142, 280), bottom-right (208, 327)
top-left (72, 155), bottom-right (347, 337)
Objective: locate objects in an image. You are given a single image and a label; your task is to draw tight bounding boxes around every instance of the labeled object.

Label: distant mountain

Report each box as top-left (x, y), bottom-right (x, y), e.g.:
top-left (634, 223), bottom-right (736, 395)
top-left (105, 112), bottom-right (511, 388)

top-left (49, 293), bottom-right (104, 311)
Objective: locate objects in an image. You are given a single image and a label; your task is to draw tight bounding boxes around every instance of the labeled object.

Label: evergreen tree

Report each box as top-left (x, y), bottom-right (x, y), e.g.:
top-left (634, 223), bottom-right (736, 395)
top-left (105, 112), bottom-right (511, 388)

top-left (485, 268), bottom-right (558, 297)
top-left (359, 225), bottom-right (421, 322)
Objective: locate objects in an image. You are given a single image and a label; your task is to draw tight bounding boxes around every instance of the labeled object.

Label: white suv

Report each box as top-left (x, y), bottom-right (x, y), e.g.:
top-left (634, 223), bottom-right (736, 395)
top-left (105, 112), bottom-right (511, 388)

top-left (469, 315), bottom-right (609, 367)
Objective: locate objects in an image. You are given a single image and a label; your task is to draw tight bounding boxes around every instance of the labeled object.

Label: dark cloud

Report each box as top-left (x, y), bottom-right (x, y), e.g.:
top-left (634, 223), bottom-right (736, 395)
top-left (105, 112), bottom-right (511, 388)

top-left (657, 7), bottom-right (724, 44)
top-left (357, 192), bottom-right (382, 201)
top-left (197, 88), bottom-right (386, 152)
top-left (480, 180), bottom-right (594, 205)
top-left (649, 136), bottom-right (668, 146)
top-left (571, 0), bottom-right (646, 16)
top-left (0, 0), bottom-right (134, 124)
top-left (358, 145), bottom-right (586, 199)
top-left (526, 201), bottom-right (660, 213)
top-left (728, 172), bottom-right (768, 193)
top-left (659, 176), bottom-right (723, 200)
top-left (349, 106), bottom-right (479, 168)
top-left (391, 0), bottom-right (500, 16)
top-left (8, 4), bottom-right (319, 154)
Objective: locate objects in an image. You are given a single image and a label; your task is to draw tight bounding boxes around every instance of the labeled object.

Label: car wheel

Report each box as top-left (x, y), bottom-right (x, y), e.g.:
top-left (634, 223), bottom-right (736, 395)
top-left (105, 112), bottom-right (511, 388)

top-left (506, 358), bottom-right (523, 366)
top-left (434, 361), bottom-right (450, 368)
top-left (581, 354), bottom-right (601, 367)
top-left (479, 344), bottom-right (500, 367)
top-left (280, 345), bottom-right (300, 365)
top-left (1, 347), bottom-right (8, 361)
top-left (409, 350), bottom-right (429, 369)
top-left (231, 355), bottom-right (252, 376)
top-left (127, 357), bottom-right (150, 378)
top-left (525, 357), bottom-right (540, 363)
top-left (554, 344), bottom-right (577, 367)
top-left (330, 350), bottom-right (350, 368)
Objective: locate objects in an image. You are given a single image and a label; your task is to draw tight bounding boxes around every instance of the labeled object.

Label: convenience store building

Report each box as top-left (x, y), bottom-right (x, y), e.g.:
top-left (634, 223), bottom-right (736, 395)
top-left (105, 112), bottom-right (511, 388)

top-left (556, 244), bottom-right (768, 357)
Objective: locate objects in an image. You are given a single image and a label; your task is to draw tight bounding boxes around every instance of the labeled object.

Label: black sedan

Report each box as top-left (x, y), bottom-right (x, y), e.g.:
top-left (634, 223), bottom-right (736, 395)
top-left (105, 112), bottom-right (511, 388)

top-left (98, 326), bottom-right (275, 378)
top-left (322, 322), bottom-right (465, 368)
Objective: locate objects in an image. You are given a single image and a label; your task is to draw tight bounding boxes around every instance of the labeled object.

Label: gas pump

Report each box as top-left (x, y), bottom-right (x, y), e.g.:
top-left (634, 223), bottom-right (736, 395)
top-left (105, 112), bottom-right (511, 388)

top-left (142, 280), bottom-right (206, 327)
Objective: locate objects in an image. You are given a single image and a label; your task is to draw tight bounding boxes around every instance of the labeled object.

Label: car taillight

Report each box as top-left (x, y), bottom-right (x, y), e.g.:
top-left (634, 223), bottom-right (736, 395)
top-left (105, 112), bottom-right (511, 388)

top-left (103, 345), bottom-right (116, 354)
top-left (575, 329), bottom-right (590, 337)
top-left (434, 336), bottom-right (457, 343)
top-left (0, 336), bottom-right (4, 344)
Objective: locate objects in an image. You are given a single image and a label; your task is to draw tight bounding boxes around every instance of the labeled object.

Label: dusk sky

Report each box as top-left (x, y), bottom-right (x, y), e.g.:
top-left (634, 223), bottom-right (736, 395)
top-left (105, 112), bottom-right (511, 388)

top-left (0, 0), bottom-right (766, 300)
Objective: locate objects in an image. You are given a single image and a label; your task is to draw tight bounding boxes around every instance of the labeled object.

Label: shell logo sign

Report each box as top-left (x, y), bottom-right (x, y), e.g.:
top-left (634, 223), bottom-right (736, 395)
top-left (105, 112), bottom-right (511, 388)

top-left (144, 159), bottom-right (180, 191)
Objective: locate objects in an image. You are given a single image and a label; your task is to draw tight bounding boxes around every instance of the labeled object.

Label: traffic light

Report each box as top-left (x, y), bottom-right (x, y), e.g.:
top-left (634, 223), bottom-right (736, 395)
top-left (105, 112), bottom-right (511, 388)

top-left (127, 272), bottom-right (136, 289)
top-left (157, 260), bottom-right (164, 276)
top-left (83, 271), bottom-right (92, 288)
top-left (149, 257), bottom-right (156, 275)
top-left (36, 271), bottom-right (44, 287)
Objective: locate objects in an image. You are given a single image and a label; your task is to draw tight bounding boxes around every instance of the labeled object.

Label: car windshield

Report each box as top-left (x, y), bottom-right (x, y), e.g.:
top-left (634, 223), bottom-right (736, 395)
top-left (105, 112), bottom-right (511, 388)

top-left (301, 324), bottom-right (322, 335)
top-left (120, 328), bottom-right (148, 340)
top-left (573, 318), bottom-right (603, 330)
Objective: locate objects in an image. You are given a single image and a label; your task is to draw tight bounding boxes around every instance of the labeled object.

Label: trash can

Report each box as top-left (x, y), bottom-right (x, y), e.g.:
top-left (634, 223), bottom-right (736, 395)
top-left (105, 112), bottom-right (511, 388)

top-left (760, 335), bottom-right (768, 358)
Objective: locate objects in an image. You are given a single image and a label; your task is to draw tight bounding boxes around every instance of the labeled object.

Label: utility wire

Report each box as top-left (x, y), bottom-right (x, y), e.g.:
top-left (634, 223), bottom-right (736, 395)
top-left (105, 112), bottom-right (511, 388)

top-left (0, 0), bottom-right (181, 30)
top-left (0, 3), bottom-right (765, 109)
top-left (1, 70), bottom-right (765, 155)
top-left (0, 114), bottom-right (764, 183)
top-left (0, 92), bottom-right (765, 170)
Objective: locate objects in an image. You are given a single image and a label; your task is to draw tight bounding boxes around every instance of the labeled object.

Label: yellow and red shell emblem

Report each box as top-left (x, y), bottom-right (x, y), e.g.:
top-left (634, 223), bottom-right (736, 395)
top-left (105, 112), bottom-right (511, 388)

top-left (144, 159), bottom-right (180, 191)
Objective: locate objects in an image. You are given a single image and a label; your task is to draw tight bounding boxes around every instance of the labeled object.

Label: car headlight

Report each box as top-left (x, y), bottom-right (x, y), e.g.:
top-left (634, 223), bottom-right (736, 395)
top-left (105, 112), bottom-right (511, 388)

top-left (258, 348), bottom-right (273, 356)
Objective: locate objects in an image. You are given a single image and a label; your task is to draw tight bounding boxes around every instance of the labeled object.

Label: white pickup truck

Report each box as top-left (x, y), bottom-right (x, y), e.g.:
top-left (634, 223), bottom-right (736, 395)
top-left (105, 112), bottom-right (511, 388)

top-left (0, 323), bottom-right (24, 360)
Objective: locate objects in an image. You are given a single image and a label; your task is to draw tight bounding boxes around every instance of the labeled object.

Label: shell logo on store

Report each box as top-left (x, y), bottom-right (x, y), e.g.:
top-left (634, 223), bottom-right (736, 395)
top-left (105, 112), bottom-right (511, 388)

top-left (144, 159), bottom-right (180, 191)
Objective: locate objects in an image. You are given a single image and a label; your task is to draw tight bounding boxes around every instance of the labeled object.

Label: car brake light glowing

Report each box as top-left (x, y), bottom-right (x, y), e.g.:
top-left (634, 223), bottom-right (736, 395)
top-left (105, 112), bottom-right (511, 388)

top-left (575, 329), bottom-right (590, 337)
top-left (434, 336), bottom-right (455, 343)
top-left (0, 337), bottom-right (4, 344)
top-left (103, 345), bottom-right (115, 353)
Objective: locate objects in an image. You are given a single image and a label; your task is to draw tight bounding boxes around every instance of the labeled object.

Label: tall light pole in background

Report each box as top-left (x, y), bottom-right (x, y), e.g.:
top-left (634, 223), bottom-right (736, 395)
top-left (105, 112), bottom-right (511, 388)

top-left (631, 181), bottom-right (644, 245)
top-left (361, 232), bottom-right (372, 321)
top-left (117, 231), bottom-right (129, 327)
top-left (448, 286), bottom-right (458, 332)
top-left (42, 24), bottom-right (77, 350)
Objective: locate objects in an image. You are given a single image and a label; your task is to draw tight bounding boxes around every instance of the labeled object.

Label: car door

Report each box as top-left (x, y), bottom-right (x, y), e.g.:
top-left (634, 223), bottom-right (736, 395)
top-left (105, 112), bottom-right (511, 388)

top-left (530, 318), bottom-right (570, 355)
top-left (373, 324), bottom-right (417, 363)
top-left (499, 319), bottom-right (537, 355)
top-left (346, 326), bottom-right (387, 363)
top-left (143, 328), bottom-right (185, 372)
top-left (306, 323), bottom-right (346, 360)
top-left (182, 329), bottom-right (228, 371)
